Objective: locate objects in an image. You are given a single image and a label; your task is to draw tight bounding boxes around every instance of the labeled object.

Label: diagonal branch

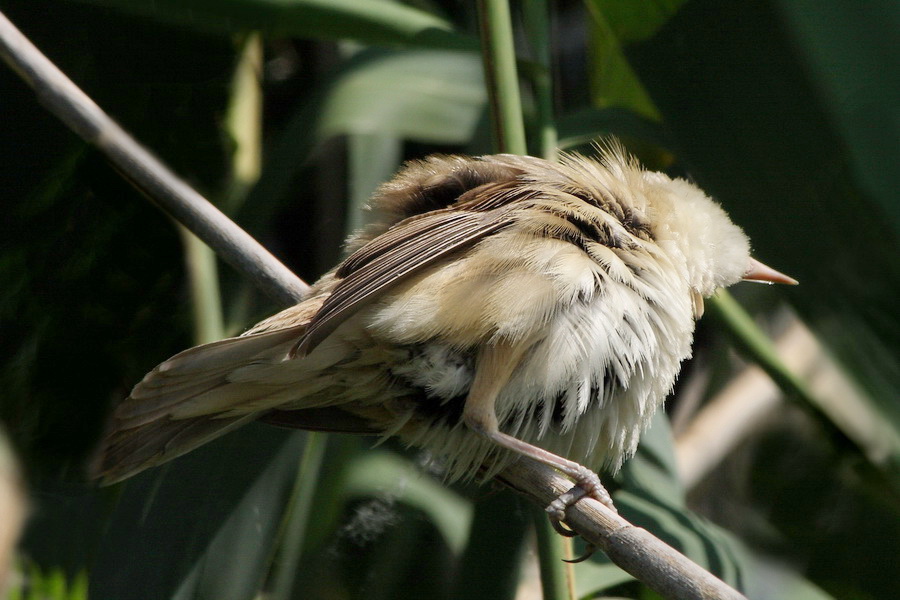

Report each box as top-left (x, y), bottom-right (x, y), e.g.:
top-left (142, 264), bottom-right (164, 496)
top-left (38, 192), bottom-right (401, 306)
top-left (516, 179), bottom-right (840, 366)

top-left (499, 461), bottom-right (746, 600)
top-left (0, 10), bottom-right (308, 307)
top-left (0, 10), bottom-right (745, 600)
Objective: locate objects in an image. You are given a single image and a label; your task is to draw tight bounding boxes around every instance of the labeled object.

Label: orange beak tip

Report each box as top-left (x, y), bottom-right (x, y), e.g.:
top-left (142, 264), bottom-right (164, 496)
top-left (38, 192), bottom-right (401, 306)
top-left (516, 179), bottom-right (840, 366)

top-left (743, 258), bottom-right (798, 286)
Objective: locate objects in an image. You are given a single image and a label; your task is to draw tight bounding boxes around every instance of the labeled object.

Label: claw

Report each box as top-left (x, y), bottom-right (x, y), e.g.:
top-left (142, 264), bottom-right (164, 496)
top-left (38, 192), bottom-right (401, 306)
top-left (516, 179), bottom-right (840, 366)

top-left (563, 543), bottom-right (597, 563)
top-left (549, 516), bottom-right (579, 537)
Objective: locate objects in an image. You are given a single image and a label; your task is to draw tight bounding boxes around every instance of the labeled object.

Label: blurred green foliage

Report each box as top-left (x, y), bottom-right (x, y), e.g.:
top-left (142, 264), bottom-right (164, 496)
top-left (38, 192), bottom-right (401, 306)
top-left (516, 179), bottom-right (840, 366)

top-left (1, 1), bottom-right (897, 599)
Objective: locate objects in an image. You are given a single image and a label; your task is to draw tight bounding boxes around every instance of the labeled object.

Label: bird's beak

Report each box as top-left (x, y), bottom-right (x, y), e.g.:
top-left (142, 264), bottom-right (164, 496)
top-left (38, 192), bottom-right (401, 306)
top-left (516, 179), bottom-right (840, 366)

top-left (743, 258), bottom-right (798, 285)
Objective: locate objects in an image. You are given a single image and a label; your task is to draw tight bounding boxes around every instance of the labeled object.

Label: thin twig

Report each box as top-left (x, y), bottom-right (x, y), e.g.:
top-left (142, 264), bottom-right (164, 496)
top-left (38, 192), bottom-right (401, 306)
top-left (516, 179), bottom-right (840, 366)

top-left (0, 10), bottom-right (746, 600)
top-left (0, 10), bottom-right (308, 307)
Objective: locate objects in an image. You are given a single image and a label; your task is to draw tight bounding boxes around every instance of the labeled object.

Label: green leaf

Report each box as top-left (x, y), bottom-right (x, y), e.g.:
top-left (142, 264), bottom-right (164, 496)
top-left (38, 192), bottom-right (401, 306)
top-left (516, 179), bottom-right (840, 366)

top-left (317, 49), bottom-right (486, 143)
top-left (448, 490), bottom-right (529, 600)
top-left (584, 0), bottom-right (687, 120)
top-left (239, 48), bottom-right (486, 228)
top-left (82, 426), bottom-right (303, 599)
top-left (347, 133), bottom-right (403, 231)
top-left (618, 411), bottom-right (686, 507)
top-left (573, 560), bottom-right (635, 599)
top-left (72, 0), bottom-right (477, 50)
top-left (586, 0), bottom-right (687, 42)
top-left (342, 450), bottom-right (472, 554)
top-left (580, 414), bottom-right (750, 595)
top-left (775, 0), bottom-right (900, 234)
top-left (557, 107), bottom-right (674, 152)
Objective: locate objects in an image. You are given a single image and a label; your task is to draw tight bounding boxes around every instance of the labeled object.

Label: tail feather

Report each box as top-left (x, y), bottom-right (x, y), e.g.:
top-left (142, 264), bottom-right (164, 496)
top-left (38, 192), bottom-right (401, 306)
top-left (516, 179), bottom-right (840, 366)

top-left (116, 327), bottom-right (303, 417)
top-left (93, 414), bottom-right (256, 484)
top-left (93, 325), bottom-right (310, 484)
top-left (167, 382), bottom-right (301, 420)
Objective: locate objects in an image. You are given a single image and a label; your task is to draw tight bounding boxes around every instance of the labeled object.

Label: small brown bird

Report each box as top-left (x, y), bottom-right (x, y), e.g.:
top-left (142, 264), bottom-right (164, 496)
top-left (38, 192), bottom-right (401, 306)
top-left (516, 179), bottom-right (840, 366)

top-left (93, 143), bottom-right (795, 520)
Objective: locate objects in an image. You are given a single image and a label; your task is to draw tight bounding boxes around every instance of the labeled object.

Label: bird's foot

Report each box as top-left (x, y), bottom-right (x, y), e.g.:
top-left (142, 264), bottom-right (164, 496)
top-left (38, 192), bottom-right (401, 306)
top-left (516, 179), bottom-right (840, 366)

top-left (544, 464), bottom-right (615, 546)
top-left (476, 427), bottom-right (614, 553)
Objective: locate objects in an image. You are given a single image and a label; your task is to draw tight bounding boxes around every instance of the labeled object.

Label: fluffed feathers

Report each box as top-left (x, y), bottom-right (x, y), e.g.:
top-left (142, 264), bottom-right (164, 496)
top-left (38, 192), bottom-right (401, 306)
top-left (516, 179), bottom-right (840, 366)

top-left (93, 144), bottom-right (765, 485)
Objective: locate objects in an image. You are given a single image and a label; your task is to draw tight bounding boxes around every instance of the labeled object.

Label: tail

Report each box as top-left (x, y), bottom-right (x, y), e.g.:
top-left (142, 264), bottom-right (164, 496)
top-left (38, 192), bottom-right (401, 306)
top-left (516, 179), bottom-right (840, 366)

top-left (91, 326), bottom-right (306, 484)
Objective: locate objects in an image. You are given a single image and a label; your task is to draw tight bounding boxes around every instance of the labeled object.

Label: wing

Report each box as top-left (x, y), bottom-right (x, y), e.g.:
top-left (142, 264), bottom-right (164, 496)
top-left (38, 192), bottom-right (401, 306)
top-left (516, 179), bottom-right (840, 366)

top-left (293, 179), bottom-right (534, 355)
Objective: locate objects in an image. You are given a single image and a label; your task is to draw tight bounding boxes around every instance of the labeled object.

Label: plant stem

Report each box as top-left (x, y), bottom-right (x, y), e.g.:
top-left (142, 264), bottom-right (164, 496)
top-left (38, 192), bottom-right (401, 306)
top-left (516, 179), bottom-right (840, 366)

top-left (523, 0), bottom-right (558, 160)
top-left (223, 32), bottom-right (264, 215)
top-left (532, 507), bottom-right (574, 600)
top-left (269, 433), bottom-right (328, 600)
top-left (477, 0), bottom-right (527, 155)
top-left (179, 228), bottom-right (225, 344)
top-left (521, 2), bottom-right (571, 596)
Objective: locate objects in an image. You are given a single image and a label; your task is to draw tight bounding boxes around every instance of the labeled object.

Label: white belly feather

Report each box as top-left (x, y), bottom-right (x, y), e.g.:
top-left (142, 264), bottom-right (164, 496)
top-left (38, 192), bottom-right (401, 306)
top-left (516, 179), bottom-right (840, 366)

top-left (363, 227), bottom-right (696, 478)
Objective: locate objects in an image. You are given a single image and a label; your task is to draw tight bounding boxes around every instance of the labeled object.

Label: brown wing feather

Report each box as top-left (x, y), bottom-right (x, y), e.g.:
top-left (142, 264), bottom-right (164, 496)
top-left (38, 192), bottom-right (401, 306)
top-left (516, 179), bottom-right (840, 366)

top-left (293, 180), bottom-right (535, 356)
top-left (94, 153), bottom-right (541, 483)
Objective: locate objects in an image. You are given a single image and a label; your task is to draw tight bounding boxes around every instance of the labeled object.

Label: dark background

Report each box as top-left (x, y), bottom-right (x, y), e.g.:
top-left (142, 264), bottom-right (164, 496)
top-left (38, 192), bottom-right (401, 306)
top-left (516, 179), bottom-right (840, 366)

top-left (1, 1), bottom-right (897, 598)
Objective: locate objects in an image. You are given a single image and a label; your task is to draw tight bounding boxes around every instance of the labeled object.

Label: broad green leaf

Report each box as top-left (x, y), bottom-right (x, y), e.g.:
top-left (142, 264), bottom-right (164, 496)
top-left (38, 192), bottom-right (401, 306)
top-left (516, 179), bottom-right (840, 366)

top-left (583, 0), bottom-right (688, 120)
top-left (239, 48), bottom-right (486, 230)
top-left (347, 133), bottom-right (403, 231)
top-left (573, 560), bottom-right (634, 599)
top-left (586, 22), bottom-right (659, 121)
top-left (618, 411), bottom-right (686, 507)
top-left (576, 412), bottom-right (752, 597)
top-left (607, 415), bottom-right (745, 588)
top-left (72, 0), bottom-right (477, 50)
top-left (83, 425), bottom-right (303, 599)
top-left (342, 450), bottom-right (472, 554)
top-left (571, 412), bottom-right (750, 598)
top-left (775, 0), bottom-right (900, 235)
top-left (556, 107), bottom-right (674, 152)
top-left (613, 490), bottom-right (746, 588)
top-left (317, 49), bottom-right (486, 143)
top-left (586, 0), bottom-right (687, 42)
top-left (448, 490), bottom-right (529, 600)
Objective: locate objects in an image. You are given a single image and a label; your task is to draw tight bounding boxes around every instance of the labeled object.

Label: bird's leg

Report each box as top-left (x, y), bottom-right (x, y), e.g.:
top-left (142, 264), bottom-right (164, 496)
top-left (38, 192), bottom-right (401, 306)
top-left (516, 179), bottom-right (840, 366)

top-left (463, 340), bottom-right (616, 533)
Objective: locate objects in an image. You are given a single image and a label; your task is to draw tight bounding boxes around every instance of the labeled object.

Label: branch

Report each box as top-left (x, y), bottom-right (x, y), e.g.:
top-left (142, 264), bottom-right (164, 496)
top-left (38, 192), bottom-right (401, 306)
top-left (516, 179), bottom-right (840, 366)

top-left (499, 461), bottom-right (746, 600)
top-left (0, 10), bottom-right (746, 600)
top-left (0, 10), bottom-right (308, 307)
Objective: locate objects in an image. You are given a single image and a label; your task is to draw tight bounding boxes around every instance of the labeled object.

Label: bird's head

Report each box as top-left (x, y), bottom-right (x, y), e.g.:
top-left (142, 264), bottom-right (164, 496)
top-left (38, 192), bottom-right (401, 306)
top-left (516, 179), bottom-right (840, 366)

top-left (639, 171), bottom-right (796, 298)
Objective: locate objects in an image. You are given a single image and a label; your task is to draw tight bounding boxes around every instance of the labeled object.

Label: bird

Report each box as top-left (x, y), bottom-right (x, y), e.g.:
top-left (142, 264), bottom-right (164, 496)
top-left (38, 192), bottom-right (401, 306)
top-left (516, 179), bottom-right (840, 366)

top-left (92, 142), bottom-right (796, 522)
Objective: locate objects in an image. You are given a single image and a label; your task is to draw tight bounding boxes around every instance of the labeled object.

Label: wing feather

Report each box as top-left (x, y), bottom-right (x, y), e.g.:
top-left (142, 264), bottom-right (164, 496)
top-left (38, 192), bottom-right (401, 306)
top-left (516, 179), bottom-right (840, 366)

top-left (295, 202), bottom-right (522, 355)
top-left (94, 153), bottom-right (547, 483)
